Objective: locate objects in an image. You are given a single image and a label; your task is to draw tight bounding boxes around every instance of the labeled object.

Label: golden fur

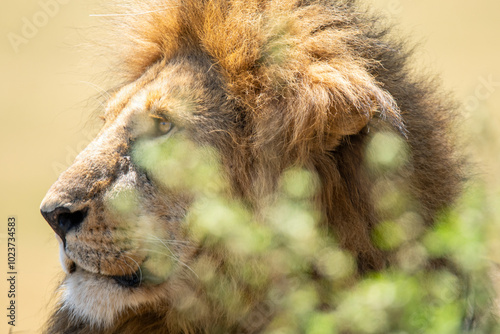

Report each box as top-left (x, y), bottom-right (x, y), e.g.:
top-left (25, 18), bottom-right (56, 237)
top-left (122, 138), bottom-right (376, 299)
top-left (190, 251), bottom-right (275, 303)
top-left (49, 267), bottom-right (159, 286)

top-left (41, 0), bottom-right (462, 333)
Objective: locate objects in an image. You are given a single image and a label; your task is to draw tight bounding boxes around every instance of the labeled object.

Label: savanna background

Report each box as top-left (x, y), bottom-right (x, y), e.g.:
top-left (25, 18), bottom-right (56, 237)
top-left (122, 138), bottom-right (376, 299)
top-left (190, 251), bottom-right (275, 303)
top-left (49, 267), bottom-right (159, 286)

top-left (0, 0), bottom-right (499, 333)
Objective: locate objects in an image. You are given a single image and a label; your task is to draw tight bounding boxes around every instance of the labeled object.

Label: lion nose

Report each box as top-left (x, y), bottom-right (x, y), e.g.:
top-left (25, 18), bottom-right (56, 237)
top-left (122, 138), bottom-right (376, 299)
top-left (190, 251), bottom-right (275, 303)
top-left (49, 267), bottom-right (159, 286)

top-left (41, 207), bottom-right (88, 242)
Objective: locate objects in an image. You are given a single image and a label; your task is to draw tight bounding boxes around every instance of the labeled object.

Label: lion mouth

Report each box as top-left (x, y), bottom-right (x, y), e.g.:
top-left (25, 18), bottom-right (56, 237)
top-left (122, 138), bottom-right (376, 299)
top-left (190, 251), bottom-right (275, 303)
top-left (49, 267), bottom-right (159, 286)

top-left (59, 241), bottom-right (146, 288)
top-left (110, 271), bottom-right (142, 288)
top-left (64, 252), bottom-right (143, 288)
top-left (69, 262), bottom-right (144, 288)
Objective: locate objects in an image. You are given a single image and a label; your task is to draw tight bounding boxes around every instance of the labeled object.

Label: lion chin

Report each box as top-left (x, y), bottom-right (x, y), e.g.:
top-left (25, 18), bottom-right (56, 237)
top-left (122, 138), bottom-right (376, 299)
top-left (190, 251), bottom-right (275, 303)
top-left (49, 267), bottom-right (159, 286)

top-left (41, 0), bottom-right (462, 333)
top-left (61, 268), bottom-right (149, 328)
top-left (54, 235), bottom-right (161, 328)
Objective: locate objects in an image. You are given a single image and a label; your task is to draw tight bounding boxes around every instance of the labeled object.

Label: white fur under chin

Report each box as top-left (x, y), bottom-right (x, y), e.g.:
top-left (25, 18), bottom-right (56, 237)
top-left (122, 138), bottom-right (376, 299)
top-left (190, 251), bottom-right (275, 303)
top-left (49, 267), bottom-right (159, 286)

top-left (61, 269), bottom-right (162, 328)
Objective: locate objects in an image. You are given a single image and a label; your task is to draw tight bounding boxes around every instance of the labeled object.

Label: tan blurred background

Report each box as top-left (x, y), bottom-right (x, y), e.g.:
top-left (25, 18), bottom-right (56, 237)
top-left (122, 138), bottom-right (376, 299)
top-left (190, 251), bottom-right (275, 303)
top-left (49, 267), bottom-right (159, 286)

top-left (0, 0), bottom-right (499, 332)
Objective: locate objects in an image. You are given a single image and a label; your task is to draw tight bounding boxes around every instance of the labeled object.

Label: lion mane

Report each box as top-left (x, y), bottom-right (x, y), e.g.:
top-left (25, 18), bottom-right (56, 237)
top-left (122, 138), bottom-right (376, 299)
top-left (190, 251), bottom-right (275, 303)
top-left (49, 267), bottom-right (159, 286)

top-left (41, 0), bottom-right (462, 333)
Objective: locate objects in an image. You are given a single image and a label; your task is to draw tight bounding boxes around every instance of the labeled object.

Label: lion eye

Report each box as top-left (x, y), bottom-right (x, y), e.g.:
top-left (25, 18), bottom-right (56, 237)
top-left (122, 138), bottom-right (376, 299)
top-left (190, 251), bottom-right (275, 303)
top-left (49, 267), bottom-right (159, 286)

top-left (156, 119), bottom-right (175, 135)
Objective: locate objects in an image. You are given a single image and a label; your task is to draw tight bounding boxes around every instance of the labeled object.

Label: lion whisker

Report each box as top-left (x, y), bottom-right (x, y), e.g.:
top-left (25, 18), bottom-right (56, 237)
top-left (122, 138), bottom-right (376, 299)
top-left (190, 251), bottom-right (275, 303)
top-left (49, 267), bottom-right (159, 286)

top-left (141, 248), bottom-right (199, 279)
top-left (122, 255), bottom-right (143, 283)
top-left (128, 235), bottom-right (199, 248)
top-left (140, 236), bottom-right (194, 245)
top-left (78, 81), bottom-right (112, 99)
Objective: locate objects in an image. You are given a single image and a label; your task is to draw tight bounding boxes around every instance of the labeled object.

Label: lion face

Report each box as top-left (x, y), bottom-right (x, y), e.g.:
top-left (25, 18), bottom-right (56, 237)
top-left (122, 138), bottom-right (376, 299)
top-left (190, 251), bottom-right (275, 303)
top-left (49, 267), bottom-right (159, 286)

top-left (40, 57), bottom-right (239, 326)
top-left (39, 3), bottom-right (398, 327)
top-left (40, 1), bottom-right (466, 332)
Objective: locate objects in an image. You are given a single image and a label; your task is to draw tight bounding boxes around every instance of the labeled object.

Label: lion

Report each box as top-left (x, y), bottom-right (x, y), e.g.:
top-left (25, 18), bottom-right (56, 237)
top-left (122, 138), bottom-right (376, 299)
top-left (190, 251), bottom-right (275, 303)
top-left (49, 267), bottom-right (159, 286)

top-left (40, 0), bottom-right (464, 333)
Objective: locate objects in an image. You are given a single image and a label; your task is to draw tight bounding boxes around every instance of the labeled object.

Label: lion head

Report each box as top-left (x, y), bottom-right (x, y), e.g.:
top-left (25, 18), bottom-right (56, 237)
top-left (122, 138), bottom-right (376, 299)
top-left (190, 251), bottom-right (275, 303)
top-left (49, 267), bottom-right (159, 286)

top-left (40, 0), bottom-right (462, 333)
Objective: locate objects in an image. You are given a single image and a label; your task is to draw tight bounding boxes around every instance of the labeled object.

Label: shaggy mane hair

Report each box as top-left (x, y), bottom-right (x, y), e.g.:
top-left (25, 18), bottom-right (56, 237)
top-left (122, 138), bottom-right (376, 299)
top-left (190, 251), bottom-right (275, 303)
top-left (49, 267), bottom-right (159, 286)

top-left (45, 0), bottom-right (463, 332)
top-left (102, 0), bottom-right (460, 267)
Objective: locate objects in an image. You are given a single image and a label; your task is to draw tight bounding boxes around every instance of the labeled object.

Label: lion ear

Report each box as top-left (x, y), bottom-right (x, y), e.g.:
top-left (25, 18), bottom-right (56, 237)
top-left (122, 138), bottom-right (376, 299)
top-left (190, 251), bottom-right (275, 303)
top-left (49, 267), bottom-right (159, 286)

top-left (306, 62), bottom-right (404, 141)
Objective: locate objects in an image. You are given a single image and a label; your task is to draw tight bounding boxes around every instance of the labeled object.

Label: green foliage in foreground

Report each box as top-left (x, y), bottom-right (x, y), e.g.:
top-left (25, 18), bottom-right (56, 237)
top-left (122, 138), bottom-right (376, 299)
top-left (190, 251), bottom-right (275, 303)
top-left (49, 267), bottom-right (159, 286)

top-left (125, 131), bottom-right (500, 334)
